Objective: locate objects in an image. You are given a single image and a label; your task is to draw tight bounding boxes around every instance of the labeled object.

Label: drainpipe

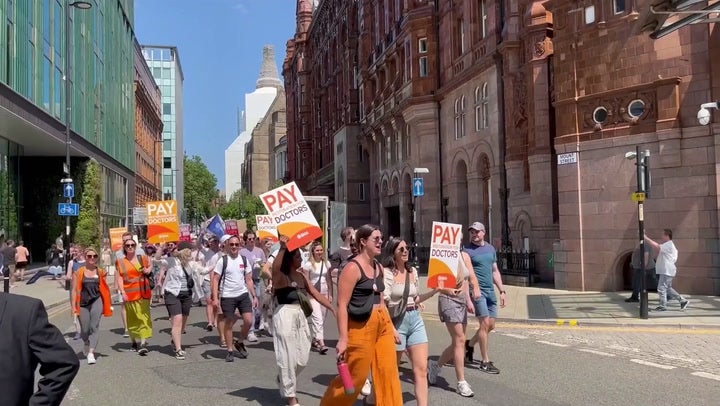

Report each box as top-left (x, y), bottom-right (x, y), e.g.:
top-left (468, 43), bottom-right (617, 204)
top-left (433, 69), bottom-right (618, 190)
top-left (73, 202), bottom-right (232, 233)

top-left (433, 0), bottom-right (446, 222)
top-left (496, 0), bottom-right (510, 247)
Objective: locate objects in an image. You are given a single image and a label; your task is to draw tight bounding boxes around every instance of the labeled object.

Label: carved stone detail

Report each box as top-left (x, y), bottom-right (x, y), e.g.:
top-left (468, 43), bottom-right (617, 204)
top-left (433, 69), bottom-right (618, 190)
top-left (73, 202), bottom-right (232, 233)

top-left (578, 89), bottom-right (657, 130)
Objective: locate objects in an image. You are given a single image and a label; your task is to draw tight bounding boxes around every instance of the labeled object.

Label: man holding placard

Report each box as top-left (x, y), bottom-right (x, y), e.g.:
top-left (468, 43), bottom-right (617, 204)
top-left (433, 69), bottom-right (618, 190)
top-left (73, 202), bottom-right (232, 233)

top-left (464, 222), bottom-right (506, 374)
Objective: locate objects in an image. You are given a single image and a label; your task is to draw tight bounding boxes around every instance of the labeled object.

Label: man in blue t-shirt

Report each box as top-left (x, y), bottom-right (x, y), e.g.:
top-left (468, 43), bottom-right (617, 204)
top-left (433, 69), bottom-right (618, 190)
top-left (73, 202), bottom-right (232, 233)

top-left (464, 222), bottom-right (506, 374)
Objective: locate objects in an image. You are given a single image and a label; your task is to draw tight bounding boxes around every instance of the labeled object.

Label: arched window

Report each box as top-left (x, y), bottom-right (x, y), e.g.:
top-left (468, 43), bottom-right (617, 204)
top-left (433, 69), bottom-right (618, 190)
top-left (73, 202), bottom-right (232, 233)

top-left (460, 96), bottom-right (466, 138)
top-left (475, 82), bottom-right (489, 130)
top-left (454, 98), bottom-right (461, 139)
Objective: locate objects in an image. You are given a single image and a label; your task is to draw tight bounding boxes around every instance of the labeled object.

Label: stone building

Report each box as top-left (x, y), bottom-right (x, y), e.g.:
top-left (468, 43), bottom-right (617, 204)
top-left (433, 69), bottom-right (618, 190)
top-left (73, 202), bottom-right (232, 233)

top-left (242, 93), bottom-right (287, 195)
top-left (133, 40), bottom-right (163, 206)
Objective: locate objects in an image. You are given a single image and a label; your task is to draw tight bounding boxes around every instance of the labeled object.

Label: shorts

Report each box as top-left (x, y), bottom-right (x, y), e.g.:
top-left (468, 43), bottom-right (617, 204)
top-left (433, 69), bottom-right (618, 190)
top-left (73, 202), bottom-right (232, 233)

top-left (438, 294), bottom-right (468, 324)
top-left (393, 308), bottom-right (428, 351)
top-left (220, 293), bottom-right (252, 318)
top-left (473, 295), bottom-right (498, 319)
top-left (165, 291), bottom-right (193, 317)
top-left (15, 261), bottom-right (27, 269)
top-left (201, 280), bottom-right (212, 299)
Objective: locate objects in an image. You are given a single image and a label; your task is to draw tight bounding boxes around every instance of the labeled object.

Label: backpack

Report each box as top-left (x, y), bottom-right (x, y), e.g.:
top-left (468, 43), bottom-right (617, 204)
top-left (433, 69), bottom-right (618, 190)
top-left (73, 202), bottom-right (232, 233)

top-left (218, 254), bottom-right (248, 298)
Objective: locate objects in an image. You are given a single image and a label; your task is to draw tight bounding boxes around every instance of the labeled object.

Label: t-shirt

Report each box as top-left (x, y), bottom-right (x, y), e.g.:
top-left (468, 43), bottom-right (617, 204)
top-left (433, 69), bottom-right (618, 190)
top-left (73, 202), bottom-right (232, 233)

top-left (15, 246), bottom-right (29, 263)
top-left (204, 249), bottom-right (222, 281)
top-left (239, 247), bottom-right (266, 281)
top-left (214, 254), bottom-right (251, 298)
top-left (631, 245), bottom-right (655, 270)
top-left (656, 241), bottom-right (678, 277)
top-left (464, 242), bottom-right (497, 299)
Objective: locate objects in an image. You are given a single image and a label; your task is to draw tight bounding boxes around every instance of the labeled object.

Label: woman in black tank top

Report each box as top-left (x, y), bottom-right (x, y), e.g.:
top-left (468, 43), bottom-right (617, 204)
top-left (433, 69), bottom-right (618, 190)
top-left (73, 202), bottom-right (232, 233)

top-left (319, 225), bottom-right (403, 406)
top-left (272, 237), bottom-right (335, 406)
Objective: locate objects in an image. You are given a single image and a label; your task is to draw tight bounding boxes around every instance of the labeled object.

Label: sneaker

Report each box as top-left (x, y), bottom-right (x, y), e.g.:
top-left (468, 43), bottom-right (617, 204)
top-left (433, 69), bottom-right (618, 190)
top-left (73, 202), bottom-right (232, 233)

top-left (174, 349), bottom-right (186, 360)
top-left (624, 297), bottom-right (639, 303)
top-left (456, 380), bottom-right (474, 397)
top-left (83, 345), bottom-right (90, 357)
top-left (427, 360), bottom-right (441, 385)
top-left (680, 300), bottom-right (690, 310)
top-left (225, 352), bottom-right (234, 362)
top-left (361, 378), bottom-right (372, 396)
top-left (234, 341), bottom-right (248, 358)
top-left (464, 340), bottom-right (475, 364)
top-left (87, 353), bottom-right (96, 365)
top-left (138, 343), bottom-right (149, 356)
top-left (131, 342), bottom-right (139, 352)
top-left (652, 306), bottom-right (667, 312)
top-left (247, 332), bottom-right (258, 343)
top-left (205, 324), bottom-right (213, 332)
top-left (479, 361), bottom-right (500, 374)
top-left (123, 330), bottom-right (130, 338)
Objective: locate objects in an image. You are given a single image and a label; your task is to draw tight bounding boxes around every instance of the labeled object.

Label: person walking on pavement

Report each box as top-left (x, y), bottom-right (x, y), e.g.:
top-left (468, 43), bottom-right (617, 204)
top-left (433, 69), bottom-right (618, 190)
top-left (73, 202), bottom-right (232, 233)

top-left (116, 239), bottom-right (153, 355)
top-left (211, 235), bottom-right (257, 362)
top-left (644, 229), bottom-right (689, 311)
top-left (200, 235), bottom-right (221, 331)
top-left (301, 241), bottom-right (333, 354)
top-left (13, 241), bottom-right (29, 282)
top-left (625, 242), bottom-right (655, 303)
top-left (0, 292), bottom-right (80, 405)
top-left (239, 230), bottom-right (266, 343)
top-left (115, 233), bottom-right (146, 337)
top-left (464, 222), bottom-right (507, 374)
top-left (319, 224), bottom-right (402, 406)
top-left (71, 247), bottom-right (113, 365)
top-left (157, 241), bottom-right (196, 360)
top-left (273, 237), bottom-right (335, 406)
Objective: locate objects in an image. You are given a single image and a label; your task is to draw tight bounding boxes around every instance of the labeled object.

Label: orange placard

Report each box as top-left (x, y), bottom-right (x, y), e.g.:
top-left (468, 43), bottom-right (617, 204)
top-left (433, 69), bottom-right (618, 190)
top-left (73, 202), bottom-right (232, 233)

top-left (256, 215), bottom-right (278, 242)
top-left (426, 222), bottom-right (462, 289)
top-left (109, 227), bottom-right (127, 251)
top-left (260, 182), bottom-right (322, 251)
top-left (146, 200), bottom-right (179, 244)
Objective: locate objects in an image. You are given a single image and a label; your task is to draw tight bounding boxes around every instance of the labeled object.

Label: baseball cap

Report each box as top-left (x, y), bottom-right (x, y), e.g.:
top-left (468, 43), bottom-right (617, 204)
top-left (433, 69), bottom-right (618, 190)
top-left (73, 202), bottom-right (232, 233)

top-left (219, 234), bottom-right (232, 244)
top-left (468, 222), bottom-right (486, 232)
top-left (177, 241), bottom-right (194, 251)
top-left (207, 234), bottom-right (219, 242)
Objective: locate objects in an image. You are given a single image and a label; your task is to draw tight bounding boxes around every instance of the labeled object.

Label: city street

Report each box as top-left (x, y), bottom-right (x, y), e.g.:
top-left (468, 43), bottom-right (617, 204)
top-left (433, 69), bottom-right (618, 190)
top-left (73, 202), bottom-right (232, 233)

top-left (46, 302), bottom-right (720, 406)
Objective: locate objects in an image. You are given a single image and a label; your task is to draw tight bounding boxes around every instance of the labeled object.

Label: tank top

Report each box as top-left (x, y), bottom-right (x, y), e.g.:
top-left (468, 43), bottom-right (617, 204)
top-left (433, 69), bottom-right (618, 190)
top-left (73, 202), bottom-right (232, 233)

top-left (349, 260), bottom-right (384, 306)
top-left (274, 286), bottom-right (300, 305)
top-left (80, 275), bottom-right (101, 307)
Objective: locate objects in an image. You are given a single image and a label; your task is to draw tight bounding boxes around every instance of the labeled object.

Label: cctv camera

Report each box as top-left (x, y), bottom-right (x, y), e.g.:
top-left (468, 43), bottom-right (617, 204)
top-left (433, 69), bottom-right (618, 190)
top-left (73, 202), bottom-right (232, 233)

top-left (625, 151), bottom-right (637, 160)
top-left (698, 101), bottom-right (719, 126)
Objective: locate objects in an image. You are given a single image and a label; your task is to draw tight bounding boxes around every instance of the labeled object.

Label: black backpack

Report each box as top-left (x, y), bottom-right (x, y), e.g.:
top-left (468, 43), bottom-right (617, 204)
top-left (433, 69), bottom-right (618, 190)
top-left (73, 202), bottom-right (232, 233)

top-left (217, 254), bottom-right (248, 298)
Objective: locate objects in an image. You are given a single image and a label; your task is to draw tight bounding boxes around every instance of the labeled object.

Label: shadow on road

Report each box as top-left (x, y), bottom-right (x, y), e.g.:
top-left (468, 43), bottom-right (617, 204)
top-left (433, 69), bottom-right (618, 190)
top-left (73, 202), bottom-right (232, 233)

top-left (228, 386), bottom-right (282, 405)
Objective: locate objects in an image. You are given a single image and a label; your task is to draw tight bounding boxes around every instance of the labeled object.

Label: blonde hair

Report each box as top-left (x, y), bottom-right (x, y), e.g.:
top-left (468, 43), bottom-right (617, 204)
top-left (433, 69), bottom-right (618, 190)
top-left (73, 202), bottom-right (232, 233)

top-left (175, 248), bottom-right (192, 267)
top-left (309, 241), bottom-right (325, 265)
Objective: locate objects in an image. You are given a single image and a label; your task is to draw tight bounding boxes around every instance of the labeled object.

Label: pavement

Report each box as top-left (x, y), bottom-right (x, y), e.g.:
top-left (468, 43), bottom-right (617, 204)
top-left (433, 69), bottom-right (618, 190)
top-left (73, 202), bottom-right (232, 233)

top-left (17, 273), bottom-right (720, 329)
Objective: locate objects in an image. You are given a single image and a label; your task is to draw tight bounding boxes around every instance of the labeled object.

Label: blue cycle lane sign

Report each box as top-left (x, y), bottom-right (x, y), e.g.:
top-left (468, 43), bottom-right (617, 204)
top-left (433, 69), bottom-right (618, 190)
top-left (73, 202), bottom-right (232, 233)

top-left (58, 203), bottom-right (79, 216)
top-left (412, 178), bottom-right (424, 197)
top-left (63, 183), bottom-right (75, 198)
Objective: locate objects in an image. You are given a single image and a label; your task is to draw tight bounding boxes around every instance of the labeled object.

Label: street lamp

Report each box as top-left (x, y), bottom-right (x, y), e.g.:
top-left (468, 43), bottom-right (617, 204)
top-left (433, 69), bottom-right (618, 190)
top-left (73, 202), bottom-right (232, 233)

top-left (625, 146), bottom-right (651, 319)
top-left (410, 167), bottom-right (429, 265)
top-left (63, 0), bottom-right (92, 270)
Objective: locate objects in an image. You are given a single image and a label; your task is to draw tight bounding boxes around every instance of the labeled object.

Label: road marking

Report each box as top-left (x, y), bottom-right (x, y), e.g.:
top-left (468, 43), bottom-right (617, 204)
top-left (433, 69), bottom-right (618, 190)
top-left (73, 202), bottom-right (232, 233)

top-left (659, 354), bottom-right (702, 364)
top-left (608, 344), bottom-right (640, 353)
top-left (578, 349), bottom-right (616, 357)
top-left (630, 359), bottom-right (676, 370)
top-left (691, 371), bottom-right (720, 381)
top-left (502, 333), bottom-right (529, 339)
top-left (537, 340), bottom-right (569, 347)
top-left (497, 322), bottom-right (720, 335)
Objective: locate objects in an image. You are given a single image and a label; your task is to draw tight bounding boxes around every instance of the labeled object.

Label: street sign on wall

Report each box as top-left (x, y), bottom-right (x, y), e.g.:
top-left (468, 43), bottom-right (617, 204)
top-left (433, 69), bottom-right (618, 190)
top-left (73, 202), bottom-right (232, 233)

top-left (58, 203), bottom-right (79, 216)
top-left (412, 178), bottom-right (424, 197)
top-left (133, 207), bottom-right (148, 225)
top-left (557, 152), bottom-right (578, 165)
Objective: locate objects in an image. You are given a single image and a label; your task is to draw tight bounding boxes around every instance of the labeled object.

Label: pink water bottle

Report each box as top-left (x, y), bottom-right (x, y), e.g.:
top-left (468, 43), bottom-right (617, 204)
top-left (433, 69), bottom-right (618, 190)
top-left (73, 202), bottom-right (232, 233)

top-left (337, 360), bottom-right (355, 395)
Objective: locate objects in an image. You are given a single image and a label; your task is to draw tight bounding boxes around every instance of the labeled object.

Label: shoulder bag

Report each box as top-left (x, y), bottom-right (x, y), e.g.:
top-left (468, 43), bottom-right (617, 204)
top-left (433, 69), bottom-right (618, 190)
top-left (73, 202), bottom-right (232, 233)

top-left (313, 261), bottom-right (325, 292)
top-left (388, 268), bottom-right (411, 322)
top-left (347, 259), bottom-right (378, 322)
top-left (285, 272), bottom-right (313, 317)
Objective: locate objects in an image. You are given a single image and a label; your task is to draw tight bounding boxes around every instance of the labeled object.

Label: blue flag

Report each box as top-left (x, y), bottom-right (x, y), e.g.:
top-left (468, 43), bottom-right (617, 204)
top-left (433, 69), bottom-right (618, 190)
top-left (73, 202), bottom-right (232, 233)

top-left (206, 214), bottom-right (225, 237)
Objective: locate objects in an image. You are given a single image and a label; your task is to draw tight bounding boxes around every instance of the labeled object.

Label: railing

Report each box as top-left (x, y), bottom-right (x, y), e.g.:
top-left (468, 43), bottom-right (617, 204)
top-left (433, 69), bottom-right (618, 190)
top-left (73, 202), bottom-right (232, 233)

top-left (498, 248), bottom-right (537, 282)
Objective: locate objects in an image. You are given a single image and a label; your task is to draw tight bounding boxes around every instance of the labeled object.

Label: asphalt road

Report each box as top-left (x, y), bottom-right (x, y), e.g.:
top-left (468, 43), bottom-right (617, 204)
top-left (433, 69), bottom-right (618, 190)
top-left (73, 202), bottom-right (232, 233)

top-left (47, 303), bottom-right (719, 406)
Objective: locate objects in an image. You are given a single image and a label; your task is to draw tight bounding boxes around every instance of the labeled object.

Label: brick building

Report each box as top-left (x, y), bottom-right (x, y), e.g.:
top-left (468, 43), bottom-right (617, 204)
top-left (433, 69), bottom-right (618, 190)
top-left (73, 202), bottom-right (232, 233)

top-left (133, 40), bottom-right (163, 206)
top-left (242, 92), bottom-right (287, 195)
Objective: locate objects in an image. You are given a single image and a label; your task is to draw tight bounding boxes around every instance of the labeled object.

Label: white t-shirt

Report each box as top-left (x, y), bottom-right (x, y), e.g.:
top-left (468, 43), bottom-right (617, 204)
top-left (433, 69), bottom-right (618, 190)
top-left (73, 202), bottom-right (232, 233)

top-left (213, 254), bottom-right (251, 298)
top-left (203, 250), bottom-right (222, 281)
top-left (656, 241), bottom-right (678, 277)
top-left (303, 260), bottom-right (330, 293)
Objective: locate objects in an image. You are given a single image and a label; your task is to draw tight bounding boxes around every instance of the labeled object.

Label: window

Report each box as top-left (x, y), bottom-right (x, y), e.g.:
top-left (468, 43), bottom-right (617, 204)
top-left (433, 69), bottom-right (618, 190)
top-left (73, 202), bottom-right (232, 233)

top-left (454, 98), bottom-right (461, 139)
top-left (614, 0), bottom-right (626, 14)
top-left (593, 106), bottom-right (608, 124)
top-left (418, 38), bottom-right (428, 53)
top-left (162, 68), bottom-right (171, 79)
top-left (164, 139), bottom-right (172, 151)
top-left (54, 66), bottom-right (62, 116)
top-left (385, 134), bottom-right (391, 166)
top-left (163, 175), bottom-right (173, 186)
top-left (404, 41), bottom-right (411, 82)
top-left (163, 103), bottom-right (172, 115)
top-left (359, 183), bottom-right (366, 201)
top-left (419, 56), bottom-right (428, 77)
top-left (405, 124), bottom-right (411, 158)
top-left (153, 67), bottom-right (161, 78)
top-left (358, 144), bottom-right (364, 162)
top-left (585, 6), bottom-right (595, 24)
top-left (474, 83), bottom-right (489, 129)
top-left (479, 0), bottom-right (488, 39)
top-left (455, 18), bottom-right (465, 56)
top-left (163, 157), bottom-right (172, 169)
top-left (395, 131), bottom-right (402, 161)
top-left (628, 99), bottom-right (645, 118)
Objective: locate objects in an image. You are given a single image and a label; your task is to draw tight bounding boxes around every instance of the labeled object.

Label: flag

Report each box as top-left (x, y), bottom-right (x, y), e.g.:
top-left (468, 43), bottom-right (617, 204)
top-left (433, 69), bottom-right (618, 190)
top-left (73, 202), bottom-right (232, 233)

top-left (206, 214), bottom-right (225, 238)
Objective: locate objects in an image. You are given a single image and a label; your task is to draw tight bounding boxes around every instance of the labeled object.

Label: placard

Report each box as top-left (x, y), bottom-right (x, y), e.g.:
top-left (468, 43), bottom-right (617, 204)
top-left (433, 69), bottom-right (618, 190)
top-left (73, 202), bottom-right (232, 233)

top-left (146, 200), bottom-right (179, 244)
top-left (225, 220), bottom-right (239, 236)
top-left (256, 215), bottom-right (278, 242)
top-left (109, 227), bottom-right (127, 252)
top-left (427, 221), bottom-right (462, 289)
top-left (260, 181), bottom-right (322, 251)
top-left (179, 224), bottom-right (191, 242)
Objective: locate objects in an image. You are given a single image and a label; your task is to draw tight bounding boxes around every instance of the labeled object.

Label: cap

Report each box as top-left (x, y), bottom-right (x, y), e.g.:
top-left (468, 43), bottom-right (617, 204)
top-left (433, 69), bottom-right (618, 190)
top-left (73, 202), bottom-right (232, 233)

top-left (177, 241), bottom-right (194, 251)
top-left (220, 234), bottom-right (232, 244)
top-left (468, 222), bottom-right (486, 232)
top-left (207, 234), bottom-right (219, 242)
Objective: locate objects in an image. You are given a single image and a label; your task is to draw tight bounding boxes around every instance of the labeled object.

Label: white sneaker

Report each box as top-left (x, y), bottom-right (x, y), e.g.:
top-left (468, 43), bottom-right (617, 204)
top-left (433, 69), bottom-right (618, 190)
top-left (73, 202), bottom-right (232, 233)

top-left (457, 380), bottom-right (474, 397)
top-left (87, 353), bottom-right (96, 365)
top-left (247, 332), bottom-right (258, 342)
top-left (427, 360), bottom-right (441, 385)
top-left (361, 378), bottom-right (372, 396)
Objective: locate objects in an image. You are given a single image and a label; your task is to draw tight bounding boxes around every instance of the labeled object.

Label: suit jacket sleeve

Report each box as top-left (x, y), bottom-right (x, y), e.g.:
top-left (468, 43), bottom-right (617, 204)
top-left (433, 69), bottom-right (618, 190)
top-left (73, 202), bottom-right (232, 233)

top-left (28, 300), bottom-right (80, 406)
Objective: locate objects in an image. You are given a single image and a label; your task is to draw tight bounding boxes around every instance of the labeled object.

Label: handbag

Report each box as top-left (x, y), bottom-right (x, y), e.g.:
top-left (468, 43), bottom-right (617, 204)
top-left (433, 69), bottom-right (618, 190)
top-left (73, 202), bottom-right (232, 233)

top-left (347, 259), bottom-right (378, 322)
top-left (285, 272), bottom-right (313, 317)
top-left (181, 264), bottom-right (195, 291)
top-left (389, 268), bottom-right (411, 322)
top-left (313, 262), bottom-right (325, 292)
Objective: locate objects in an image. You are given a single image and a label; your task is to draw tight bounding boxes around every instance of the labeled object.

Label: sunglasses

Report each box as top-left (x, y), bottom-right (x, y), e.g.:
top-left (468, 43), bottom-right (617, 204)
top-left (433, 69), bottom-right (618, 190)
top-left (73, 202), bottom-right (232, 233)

top-left (246, 238), bottom-right (255, 241)
top-left (371, 236), bottom-right (383, 243)
top-left (125, 243), bottom-right (136, 248)
top-left (397, 246), bottom-right (408, 253)
top-left (228, 243), bottom-right (241, 247)
top-left (85, 254), bottom-right (98, 259)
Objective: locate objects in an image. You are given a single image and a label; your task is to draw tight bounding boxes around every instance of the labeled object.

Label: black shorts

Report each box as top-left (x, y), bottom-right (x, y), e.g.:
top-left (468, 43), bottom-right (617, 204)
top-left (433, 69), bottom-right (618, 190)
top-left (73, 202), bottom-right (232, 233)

top-left (15, 261), bottom-right (27, 269)
top-left (220, 293), bottom-right (252, 318)
top-left (165, 291), bottom-right (192, 317)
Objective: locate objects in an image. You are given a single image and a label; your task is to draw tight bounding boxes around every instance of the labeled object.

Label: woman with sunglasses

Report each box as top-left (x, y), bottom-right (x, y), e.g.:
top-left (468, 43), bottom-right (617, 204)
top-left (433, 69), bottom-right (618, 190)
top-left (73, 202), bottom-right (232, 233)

top-left (71, 247), bottom-right (113, 365)
top-left (156, 241), bottom-right (195, 360)
top-left (115, 239), bottom-right (153, 355)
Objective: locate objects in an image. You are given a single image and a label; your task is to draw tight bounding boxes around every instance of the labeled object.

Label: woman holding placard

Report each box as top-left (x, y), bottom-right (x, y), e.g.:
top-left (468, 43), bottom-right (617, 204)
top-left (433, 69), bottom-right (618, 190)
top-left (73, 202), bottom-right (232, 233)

top-left (426, 244), bottom-right (481, 398)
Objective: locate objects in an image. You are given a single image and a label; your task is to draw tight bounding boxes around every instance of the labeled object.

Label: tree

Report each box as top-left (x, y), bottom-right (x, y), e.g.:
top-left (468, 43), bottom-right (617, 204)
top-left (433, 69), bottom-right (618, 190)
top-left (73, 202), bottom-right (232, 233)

top-left (74, 159), bottom-right (101, 249)
top-left (217, 189), bottom-right (266, 230)
top-left (184, 154), bottom-right (218, 226)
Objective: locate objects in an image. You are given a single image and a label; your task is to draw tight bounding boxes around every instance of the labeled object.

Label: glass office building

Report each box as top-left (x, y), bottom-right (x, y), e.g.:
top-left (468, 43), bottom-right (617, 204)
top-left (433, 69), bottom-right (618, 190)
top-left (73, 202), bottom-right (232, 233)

top-left (0, 0), bottom-right (135, 248)
top-left (142, 46), bottom-right (184, 216)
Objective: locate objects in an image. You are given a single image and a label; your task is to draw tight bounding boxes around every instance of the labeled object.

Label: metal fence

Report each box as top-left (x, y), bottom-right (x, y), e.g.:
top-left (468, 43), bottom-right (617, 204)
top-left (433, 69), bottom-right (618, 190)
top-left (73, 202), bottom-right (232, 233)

top-left (497, 248), bottom-right (536, 278)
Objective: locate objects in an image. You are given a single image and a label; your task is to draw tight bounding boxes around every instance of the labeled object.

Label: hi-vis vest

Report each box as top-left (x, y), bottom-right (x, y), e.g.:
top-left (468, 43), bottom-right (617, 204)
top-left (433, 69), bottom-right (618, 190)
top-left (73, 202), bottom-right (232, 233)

top-left (72, 266), bottom-right (113, 317)
top-left (116, 255), bottom-right (152, 301)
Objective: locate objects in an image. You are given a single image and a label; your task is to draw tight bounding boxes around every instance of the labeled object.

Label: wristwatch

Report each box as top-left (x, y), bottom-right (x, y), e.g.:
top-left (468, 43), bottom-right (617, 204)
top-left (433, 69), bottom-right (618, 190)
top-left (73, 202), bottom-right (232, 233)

top-left (500, 290), bottom-right (506, 294)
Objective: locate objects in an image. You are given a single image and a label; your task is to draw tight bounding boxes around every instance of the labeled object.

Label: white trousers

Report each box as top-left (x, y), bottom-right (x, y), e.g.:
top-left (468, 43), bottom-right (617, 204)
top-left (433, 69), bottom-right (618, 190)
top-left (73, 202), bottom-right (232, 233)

top-left (273, 304), bottom-right (311, 399)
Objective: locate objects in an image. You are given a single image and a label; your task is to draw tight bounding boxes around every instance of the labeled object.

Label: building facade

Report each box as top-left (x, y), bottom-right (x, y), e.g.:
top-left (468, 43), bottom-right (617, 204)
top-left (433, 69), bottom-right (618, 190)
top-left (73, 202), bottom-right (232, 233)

top-left (225, 45), bottom-right (283, 198)
top-left (0, 0), bottom-right (135, 252)
top-left (142, 45), bottom-right (184, 217)
top-left (241, 92), bottom-right (286, 195)
top-left (133, 40), bottom-right (162, 206)
top-left (272, 135), bottom-right (288, 184)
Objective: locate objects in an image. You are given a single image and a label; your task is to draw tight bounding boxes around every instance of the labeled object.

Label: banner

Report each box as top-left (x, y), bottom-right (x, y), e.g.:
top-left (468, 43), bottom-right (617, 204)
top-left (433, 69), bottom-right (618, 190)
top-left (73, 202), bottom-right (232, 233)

top-left (427, 221), bottom-right (462, 289)
top-left (109, 227), bottom-right (127, 252)
top-left (225, 220), bottom-right (239, 236)
top-left (179, 224), bottom-right (191, 242)
top-left (256, 215), bottom-right (278, 242)
top-left (260, 181), bottom-right (322, 251)
top-left (146, 200), bottom-right (179, 244)
top-left (206, 214), bottom-right (225, 237)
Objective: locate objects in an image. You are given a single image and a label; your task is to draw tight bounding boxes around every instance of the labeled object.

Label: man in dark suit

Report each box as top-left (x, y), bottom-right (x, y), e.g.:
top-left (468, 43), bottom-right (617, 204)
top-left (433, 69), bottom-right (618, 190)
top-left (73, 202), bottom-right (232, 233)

top-left (0, 292), bottom-right (79, 405)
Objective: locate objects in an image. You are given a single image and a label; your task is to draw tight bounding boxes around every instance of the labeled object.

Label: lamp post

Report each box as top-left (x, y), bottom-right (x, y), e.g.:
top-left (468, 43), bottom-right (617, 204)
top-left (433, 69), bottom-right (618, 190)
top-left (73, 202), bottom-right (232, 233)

top-left (410, 167), bottom-right (429, 266)
top-left (625, 146), bottom-right (651, 319)
top-left (63, 1), bottom-right (92, 267)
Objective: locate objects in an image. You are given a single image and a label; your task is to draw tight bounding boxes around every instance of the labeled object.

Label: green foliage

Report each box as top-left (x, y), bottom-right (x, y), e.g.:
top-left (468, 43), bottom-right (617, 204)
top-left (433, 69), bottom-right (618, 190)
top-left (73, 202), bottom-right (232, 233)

top-left (0, 170), bottom-right (19, 240)
top-left (184, 154), bottom-right (219, 226)
top-left (271, 179), bottom-right (285, 188)
top-left (74, 159), bottom-right (101, 249)
top-left (217, 190), bottom-right (266, 230)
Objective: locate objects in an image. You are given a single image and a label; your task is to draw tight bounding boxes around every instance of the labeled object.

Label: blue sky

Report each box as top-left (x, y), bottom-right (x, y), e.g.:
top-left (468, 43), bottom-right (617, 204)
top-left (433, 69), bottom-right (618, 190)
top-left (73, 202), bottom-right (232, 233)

top-left (134, 0), bottom-right (296, 189)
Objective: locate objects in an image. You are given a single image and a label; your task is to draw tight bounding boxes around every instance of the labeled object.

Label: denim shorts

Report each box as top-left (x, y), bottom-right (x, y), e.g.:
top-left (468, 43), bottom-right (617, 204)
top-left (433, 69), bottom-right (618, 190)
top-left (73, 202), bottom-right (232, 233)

top-left (473, 295), bottom-right (498, 319)
top-left (393, 308), bottom-right (428, 351)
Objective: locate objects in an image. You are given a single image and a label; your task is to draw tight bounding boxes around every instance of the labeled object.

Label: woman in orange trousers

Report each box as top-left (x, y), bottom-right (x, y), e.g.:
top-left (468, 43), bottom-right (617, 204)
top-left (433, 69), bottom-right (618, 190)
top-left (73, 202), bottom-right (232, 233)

top-left (320, 225), bottom-right (402, 406)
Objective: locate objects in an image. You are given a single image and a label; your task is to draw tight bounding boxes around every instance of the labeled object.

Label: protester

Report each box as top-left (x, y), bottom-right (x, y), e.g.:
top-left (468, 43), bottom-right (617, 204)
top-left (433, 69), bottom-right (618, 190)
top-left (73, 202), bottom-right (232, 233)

top-left (116, 239), bottom-right (153, 354)
top-left (157, 241), bottom-right (196, 360)
top-left (301, 241), bottom-right (333, 354)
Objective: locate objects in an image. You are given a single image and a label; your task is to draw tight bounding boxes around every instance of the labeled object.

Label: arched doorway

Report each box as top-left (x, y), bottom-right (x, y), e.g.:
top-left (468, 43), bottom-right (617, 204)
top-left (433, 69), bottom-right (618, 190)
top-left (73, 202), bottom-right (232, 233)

top-left (455, 160), bottom-right (469, 228)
